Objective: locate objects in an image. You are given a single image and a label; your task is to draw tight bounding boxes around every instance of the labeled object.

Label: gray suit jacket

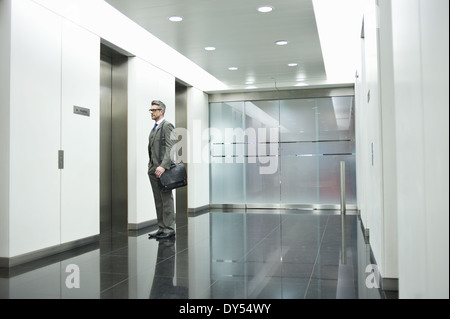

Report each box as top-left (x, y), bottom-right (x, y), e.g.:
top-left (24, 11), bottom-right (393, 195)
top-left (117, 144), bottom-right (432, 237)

top-left (148, 119), bottom-right (175, 174)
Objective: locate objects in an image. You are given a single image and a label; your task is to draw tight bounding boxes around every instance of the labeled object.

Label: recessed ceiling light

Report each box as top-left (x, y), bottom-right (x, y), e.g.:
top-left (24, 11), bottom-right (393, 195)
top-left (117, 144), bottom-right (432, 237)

top-left (169, 16), bottom-right (183, 22)
top-left (258, 6), bottom-right (273, 13)
top-left (228, 67), bottom-right (238, 71)
top-left (275, 40), bottom-right (288, 46)
top-left (204, 46), bottom-right (216, 51)
top-left (288, 63), bottom-right (298, 67)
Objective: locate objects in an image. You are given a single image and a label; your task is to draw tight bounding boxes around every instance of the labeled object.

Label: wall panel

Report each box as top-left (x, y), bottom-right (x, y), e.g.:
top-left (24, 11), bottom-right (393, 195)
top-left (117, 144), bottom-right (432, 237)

top-left (0, 0), bottom-right (12, 258)
top-left (60, 20), bottom-right (100, 244)
top-left (127, 57), bottom-right (175, 228)
top-left (391, 0), bottom-right (449, 298)
top-left (9, 0), bottom-right (62, 257)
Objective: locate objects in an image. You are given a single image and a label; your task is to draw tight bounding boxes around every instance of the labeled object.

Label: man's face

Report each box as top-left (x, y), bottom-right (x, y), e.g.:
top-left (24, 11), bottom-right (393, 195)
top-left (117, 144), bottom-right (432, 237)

top-left (150, 104), bottom-right (162, 121)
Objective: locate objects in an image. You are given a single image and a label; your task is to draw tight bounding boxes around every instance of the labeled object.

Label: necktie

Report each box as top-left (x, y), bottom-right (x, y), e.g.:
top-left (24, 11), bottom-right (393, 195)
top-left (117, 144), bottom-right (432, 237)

top-left (153, 123), bottom-right (158, 132)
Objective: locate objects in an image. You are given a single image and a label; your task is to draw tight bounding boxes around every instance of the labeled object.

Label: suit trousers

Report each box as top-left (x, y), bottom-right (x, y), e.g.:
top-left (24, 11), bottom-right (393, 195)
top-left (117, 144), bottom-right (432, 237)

top-left (149, 172), bottom-right (175, 234)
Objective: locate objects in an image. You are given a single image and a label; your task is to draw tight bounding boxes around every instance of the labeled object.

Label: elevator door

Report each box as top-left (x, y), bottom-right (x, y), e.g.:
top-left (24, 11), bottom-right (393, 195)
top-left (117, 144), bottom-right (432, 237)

top-left (175, 82), bottom-right (188, 227)
top-left (100, 56), bottom-right (112, 232)
top-left (100, 46), bottom-right (128, 233)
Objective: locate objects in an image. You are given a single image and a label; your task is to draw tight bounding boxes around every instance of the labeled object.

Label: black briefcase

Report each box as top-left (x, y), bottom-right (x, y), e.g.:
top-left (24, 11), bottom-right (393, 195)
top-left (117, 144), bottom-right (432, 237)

top-left (158, 163), bottom-right (187, 192)
top-left (156, 121), bottom-right (188, 192)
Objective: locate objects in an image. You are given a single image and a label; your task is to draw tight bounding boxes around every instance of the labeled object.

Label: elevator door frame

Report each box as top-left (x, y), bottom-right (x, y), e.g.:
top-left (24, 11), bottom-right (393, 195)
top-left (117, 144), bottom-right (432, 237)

top-left (100, 44), bottom-right (128, 232)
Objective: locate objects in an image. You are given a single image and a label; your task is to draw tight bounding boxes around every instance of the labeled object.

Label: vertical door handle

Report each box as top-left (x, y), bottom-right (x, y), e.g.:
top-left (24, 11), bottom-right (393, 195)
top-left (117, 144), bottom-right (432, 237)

top-left (58, 150), bottom-right (64, 169)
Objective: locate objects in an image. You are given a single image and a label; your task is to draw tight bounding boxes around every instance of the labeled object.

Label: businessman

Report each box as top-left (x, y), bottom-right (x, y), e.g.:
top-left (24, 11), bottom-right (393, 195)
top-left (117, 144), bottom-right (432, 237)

top-left (147, 100), bottom-right (176, 240)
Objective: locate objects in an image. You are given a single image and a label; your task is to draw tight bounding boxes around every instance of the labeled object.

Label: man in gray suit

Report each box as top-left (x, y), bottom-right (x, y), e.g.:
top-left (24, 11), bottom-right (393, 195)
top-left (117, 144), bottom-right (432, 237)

top-left (147, 100), bottom-right (176, 239)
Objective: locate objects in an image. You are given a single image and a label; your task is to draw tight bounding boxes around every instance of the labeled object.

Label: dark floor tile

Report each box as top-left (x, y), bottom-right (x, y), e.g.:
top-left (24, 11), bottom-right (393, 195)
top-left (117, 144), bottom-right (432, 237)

top-left (281, 277), bottom-right (310, 299)
top-left (100, 279), bottom-right (130, 299)
top-left (1, 210), bottom-right (387, 300)
top-left (305, 278), bottom-right (339, 299)
top-left (100, 255), bottom-right (130, 274)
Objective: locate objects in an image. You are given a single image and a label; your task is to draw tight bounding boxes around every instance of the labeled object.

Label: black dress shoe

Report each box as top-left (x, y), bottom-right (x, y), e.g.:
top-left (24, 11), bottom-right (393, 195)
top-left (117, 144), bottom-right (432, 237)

top-left (148, 231), bottom-right (163, 239)
top-left (156, 232), bottom-right (175, 239)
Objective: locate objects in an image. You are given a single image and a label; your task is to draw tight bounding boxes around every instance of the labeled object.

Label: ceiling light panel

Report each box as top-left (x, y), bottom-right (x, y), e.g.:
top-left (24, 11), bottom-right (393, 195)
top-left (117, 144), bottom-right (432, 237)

top-left (168, 16), bottom-right (183, 22)
top-left (257, 6), bottom-right (273, 13)
top-left (275, 40), bottom-right (288, 46)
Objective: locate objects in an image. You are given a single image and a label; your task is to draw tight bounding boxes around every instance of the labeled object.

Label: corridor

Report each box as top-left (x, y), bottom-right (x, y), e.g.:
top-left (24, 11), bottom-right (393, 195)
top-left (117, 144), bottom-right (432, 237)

top-left (0, 210), bottom-right (395, 299)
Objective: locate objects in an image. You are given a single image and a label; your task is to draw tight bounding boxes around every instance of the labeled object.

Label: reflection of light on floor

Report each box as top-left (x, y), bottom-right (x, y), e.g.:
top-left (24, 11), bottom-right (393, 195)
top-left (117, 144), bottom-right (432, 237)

top-left (247, 246), bottom-right (289, 299)
top-left (336, 249), bottom-right (356, 299)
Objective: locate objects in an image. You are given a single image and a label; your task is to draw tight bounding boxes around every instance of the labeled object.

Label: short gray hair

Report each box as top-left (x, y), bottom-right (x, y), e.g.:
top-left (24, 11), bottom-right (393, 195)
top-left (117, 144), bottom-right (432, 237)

top-left (151, 100), bottom-right (166, 113)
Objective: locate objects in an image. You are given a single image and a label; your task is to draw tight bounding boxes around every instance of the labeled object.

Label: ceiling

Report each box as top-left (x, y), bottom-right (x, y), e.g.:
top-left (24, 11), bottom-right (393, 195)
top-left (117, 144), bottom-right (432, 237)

top-left (104, 0), bottom-right (360, 92)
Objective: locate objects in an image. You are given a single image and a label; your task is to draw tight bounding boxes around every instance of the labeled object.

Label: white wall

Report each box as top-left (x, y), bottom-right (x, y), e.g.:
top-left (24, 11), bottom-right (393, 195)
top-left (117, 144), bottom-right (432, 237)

top-left (377, 0), bottom-right (398, 281)
top-left (361, 0), bottom-right (399, 282)
top-left (60, 20), bottom-right (100, 244)
top-left (127, 57), bottom-right (175, 226)
top-left (1, 0), bottom-right (100, 259)
top-left (354, 33), bottom-right (368, 229)
top-left (30, 0), bottom-right (217, 227)
top-left (357, 0), bottom-right (449, 298)
top-left (0, 0), bottom-right (12, 258)
top-left (9, 0), bottom-right (62, 257)
top-left (187, 87), bottom-right (210, 210)
top-left (2, 0), bottom-right (217, 260)
top-left (128, 68), bottom-right (210, 224)
top-left (357, 0), bottom-right (403, 284)
top-left (356, 0), bottom-right (389, 278)
top-left (391, 0), bottom-right (449, 299)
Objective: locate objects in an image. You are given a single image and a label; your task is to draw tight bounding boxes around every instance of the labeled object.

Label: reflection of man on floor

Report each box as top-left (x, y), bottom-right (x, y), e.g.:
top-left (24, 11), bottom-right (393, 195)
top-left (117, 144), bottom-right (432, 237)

top-left (149, 238), bottom-right (188, 299)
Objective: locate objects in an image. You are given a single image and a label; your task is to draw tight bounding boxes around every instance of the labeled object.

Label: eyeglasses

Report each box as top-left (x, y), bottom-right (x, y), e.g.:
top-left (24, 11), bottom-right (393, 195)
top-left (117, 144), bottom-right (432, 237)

top-left (149, 108), bottom-right (161, 112)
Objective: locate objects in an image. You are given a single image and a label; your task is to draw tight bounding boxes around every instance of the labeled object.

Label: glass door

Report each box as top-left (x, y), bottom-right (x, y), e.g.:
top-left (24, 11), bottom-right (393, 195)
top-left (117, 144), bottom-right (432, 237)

top-left (210, 96), bottom-right (356, 208)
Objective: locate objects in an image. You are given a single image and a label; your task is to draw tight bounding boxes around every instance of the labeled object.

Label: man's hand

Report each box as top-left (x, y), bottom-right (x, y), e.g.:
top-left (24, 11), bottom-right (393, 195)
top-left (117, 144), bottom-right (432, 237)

top-left (155, 166), bottom-right (166, 178)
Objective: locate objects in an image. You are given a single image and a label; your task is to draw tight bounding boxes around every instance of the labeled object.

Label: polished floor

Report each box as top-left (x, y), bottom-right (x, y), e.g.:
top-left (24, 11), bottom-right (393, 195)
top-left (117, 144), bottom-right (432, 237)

top-left (0, 210), bottom-right (396, 299)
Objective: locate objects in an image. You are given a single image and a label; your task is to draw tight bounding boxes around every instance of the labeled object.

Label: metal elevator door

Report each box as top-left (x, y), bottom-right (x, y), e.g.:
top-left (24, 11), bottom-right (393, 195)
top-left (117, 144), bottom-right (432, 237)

top-left (100, 45), bottom-right (128, 233)
top-left (175, 81), bottom-right (188, 227)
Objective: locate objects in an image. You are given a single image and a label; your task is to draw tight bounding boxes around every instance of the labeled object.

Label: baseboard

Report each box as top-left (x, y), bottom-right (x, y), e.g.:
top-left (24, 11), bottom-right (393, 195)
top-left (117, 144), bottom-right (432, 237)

top-left (381, 277), bottom-right (399, 292)
top-left (128, 219), bottom-right (157, 231)
top-left (359, 215), bottom-right (399, 293)
top-left (0, 235), bottom-right (99, 269)
top-left (188, 205), bottom-right (211, 216)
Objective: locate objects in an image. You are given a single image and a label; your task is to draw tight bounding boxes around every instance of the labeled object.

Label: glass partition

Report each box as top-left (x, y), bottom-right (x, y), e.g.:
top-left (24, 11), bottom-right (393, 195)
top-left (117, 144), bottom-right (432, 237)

top-left (210, 102), bottom-right (246, 204)
top-left (210, 96), bottom-right (356, 207)
top-left (244, 101), bottom-right (280, 204)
